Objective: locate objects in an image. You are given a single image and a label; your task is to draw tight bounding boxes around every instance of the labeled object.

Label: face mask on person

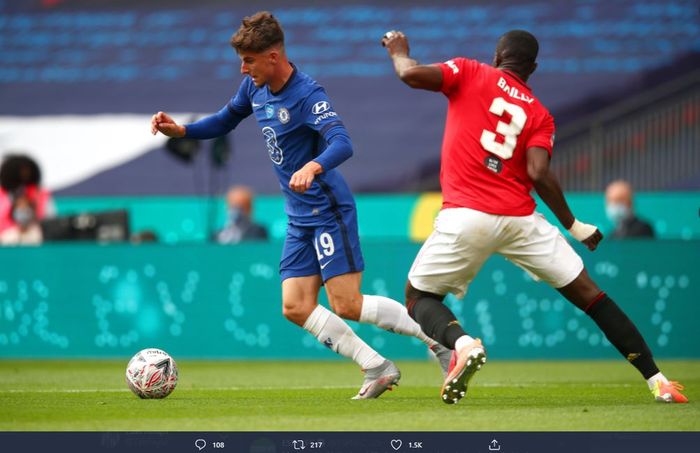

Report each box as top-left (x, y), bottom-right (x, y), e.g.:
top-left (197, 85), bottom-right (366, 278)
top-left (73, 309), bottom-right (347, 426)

top-left (228, 207), bottom-right (243, 224)
top-left (606, 203), bottom-right (630, 224)
top-left (13, 207), bottom-right (35, 227)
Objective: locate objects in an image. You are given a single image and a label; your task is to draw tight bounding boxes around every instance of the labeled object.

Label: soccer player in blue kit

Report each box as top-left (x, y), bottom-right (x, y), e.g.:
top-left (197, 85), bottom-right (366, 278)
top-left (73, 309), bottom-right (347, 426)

top-left (150, 11), bottom-right (451, 399)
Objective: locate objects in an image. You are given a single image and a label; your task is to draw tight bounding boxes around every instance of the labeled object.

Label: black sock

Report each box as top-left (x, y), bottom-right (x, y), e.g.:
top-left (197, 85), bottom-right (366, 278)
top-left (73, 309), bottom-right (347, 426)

top-left (408, 293), bottom-right (466, 349)
top-left (585, 293), bottom-right (659, 379)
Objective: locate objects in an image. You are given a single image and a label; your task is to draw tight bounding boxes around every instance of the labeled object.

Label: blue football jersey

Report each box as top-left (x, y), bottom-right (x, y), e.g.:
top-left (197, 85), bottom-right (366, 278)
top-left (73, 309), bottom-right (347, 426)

top-left (227, 66), bottom-right (356, 226)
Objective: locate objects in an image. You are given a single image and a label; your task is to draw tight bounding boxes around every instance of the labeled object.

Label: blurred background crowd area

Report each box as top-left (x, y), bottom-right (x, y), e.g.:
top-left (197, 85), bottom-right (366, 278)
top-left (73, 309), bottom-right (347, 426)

top-left (0, 0), bottom-right (698, 244)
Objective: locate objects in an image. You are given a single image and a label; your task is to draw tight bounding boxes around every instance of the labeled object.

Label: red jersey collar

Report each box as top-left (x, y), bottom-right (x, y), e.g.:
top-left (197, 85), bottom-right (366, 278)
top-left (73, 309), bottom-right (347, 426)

top-left (499, 68), bottom-right (532, 91)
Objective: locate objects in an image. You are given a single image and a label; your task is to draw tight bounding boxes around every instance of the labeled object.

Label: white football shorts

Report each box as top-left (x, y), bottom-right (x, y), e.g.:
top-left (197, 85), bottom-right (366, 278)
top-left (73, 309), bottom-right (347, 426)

top-left (408, 207), bottom-right (584, 298)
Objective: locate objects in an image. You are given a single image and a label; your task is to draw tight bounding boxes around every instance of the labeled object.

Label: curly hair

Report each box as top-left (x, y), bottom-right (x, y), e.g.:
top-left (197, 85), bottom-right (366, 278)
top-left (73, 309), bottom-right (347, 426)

top-left (0, 154), bottom-right (42, 191)
top-left (230, 11), bottom-right (284, 53)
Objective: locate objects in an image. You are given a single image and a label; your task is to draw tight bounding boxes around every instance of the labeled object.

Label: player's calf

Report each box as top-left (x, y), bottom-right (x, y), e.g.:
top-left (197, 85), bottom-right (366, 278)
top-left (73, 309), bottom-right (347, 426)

top-left (325, 274), bottom-right (364, 321)
top-left (406, 283), bottom-right (465, 350)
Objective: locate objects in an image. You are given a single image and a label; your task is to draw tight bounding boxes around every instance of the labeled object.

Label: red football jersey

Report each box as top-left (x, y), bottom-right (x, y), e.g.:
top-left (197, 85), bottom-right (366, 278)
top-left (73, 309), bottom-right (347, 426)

top-left (437, 57), bottom-right (555, 216)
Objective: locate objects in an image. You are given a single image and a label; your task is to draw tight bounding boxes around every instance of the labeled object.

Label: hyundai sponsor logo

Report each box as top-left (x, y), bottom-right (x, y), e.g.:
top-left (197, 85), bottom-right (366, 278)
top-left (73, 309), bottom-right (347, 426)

top-left (312, 101), bottom-right (330, 115)
top-left (313, 111), bottom-right (337, 125)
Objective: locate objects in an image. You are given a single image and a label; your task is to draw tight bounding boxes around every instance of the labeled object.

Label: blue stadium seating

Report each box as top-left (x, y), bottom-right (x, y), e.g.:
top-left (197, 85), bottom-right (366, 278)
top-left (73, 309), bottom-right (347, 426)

top-left (1, 0), bottom-right (698, 194)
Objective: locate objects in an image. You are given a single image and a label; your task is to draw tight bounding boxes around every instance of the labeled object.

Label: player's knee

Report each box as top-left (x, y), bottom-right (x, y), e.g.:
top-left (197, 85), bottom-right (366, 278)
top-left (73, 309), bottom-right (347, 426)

top-left (405, 281), bottom-right (444, 319)
top-left (405, 281), bottom-right (418, 301)
top-left (281, 304), bottom-right (302, 325)
top-left (327, 292), bottom-right (362, 321)
top-left (559, 269), bottom-right (603, 311)
top-left (405, 281), bottom-right (421, 318)
top-left (282, 299), bottom-right (313, 326)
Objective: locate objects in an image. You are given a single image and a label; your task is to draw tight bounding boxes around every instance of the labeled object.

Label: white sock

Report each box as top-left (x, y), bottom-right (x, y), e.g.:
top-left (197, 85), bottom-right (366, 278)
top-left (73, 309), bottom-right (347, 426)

top-left (455, 335), bottom-right (477, 353)
top-left (303, 304), bottom-right (385, 370)
top-left (646, 372), bottom-right (669, 390)
top-left (359, 294), bottom-right (439, 348)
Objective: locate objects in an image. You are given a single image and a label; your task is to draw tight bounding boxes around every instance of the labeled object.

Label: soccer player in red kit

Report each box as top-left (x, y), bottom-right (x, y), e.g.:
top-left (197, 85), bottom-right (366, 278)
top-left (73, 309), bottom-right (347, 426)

top-left (381, 29), bottom-right (687, 405)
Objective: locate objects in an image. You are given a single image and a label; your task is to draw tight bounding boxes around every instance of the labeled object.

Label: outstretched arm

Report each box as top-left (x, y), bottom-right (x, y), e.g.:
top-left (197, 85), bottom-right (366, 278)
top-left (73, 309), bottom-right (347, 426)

top-left (150, 105), bottom-right (244, 140)
top-left (527, 146), bottom-right (603, 251)
top-left (381, 30), bottom-right (443, 91)
top-left (151, 112), bottom-right (185, 137)
top-left (182, 104), bottom-right (246, 140)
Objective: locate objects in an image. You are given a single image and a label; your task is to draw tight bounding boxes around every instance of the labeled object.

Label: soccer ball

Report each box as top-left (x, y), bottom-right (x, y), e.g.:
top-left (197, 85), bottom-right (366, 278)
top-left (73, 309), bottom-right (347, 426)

top-left (125, 348), bottom-right (178, 399)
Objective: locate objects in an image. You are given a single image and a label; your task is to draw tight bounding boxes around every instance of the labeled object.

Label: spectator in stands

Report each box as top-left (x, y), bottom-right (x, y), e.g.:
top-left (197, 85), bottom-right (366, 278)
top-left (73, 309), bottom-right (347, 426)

top-left (0, 154), bottom-right (55, 234)
top-left (130, 230), bottom-right (159, 244)
top-left (605, 180), bottom-right (655, 239)
top-left (0, 189), bottom-right (43, 245)
top-left (216, 185), bottom-right (268, 244)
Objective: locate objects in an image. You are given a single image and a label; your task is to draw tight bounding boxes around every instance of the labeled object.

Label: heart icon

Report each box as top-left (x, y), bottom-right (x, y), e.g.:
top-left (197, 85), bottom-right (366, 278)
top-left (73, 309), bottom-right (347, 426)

top-left (391, 439), bottom-right (402, 450)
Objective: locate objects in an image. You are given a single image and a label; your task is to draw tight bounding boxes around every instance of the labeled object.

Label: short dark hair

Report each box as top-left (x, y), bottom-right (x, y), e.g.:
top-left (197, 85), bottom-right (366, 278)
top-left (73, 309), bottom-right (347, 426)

top-left (496, 29), bottom-right (539, 68)
top-left (230, 11), bottom-right (284, 53)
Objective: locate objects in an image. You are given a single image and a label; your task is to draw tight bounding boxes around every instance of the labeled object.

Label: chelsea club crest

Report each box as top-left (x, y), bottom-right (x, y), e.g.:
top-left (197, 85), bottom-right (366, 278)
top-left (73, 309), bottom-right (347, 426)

top-left (277, 107), bottom-right (290, 124)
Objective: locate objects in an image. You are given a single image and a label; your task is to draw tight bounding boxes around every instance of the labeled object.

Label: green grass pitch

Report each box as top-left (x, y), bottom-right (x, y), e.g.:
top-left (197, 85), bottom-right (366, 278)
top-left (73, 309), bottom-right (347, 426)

top-left (1, 359), bottom-right (698, 431)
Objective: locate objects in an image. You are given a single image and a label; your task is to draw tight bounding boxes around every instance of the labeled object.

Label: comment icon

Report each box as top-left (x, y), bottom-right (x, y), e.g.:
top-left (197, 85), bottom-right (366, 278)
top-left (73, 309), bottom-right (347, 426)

top-left (195, 439), bottom-right (207, 451)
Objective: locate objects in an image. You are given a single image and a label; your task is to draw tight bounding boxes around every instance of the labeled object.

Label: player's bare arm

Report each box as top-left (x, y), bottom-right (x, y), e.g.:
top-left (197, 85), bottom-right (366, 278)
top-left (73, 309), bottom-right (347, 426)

top-left (289, 161), bottom-right (323, 194)
top-left (381, 31), bottom-right (442, 91)
top-left (150, 111), bottom-right (186, 138)
top-left (526, 146), bottom-right (603, 251)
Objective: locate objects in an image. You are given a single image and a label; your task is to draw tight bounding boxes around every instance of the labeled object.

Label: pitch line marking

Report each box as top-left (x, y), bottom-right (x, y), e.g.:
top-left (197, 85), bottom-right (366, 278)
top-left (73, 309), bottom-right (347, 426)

top-left (0, 383), bottom-right (634, 394)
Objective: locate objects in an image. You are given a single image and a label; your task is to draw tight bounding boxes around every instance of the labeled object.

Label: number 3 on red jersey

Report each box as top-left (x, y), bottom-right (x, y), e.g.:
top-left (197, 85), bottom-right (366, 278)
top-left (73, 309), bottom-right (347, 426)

top-left (480, 97), bottom-right (527, 159)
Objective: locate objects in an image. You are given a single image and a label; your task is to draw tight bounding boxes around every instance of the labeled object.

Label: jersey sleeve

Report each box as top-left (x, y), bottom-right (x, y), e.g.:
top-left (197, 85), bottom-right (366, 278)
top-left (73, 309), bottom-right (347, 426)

top-left (437, 57), bottom-right (479, 97)
top-left (303, 88), bottom-right (343, 134)
top-left (303, 88), bottom-right (353, 171)
top-left (184, 79), bottom-right (252, 139)
top-left (525, 112), bottom-right (555, 156)
top-left (228, 77), bottom-right (254, 117)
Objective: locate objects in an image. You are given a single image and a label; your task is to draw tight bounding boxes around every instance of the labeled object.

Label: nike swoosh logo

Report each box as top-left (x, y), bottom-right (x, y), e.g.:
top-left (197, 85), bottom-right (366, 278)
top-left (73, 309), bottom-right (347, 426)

top-left (320, 259), bottom-right (334, 270)
top-left (252, 102), bottom-right (262, 108)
